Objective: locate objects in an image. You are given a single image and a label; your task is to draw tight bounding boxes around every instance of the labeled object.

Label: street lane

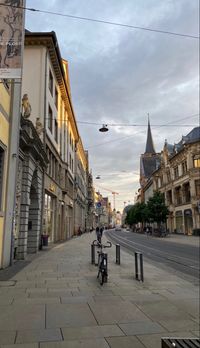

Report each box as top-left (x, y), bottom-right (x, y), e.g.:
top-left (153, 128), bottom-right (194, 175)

top-left (105, 229), bottom-right (200, 282)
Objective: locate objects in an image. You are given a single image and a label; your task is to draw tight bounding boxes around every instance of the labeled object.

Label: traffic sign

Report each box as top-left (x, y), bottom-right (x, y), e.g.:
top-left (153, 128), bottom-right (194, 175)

top-left (96, 202), bottom-right (101, 208)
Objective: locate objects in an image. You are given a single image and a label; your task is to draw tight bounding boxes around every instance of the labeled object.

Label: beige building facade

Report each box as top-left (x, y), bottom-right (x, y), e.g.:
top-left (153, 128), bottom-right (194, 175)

top-left (152, 128), bottom-right (200, 235)
top-left (0, 80), bottom-right (11, 268)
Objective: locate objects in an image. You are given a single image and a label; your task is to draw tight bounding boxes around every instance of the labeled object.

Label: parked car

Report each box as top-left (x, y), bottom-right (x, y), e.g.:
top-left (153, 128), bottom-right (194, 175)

top-left (115, 225), bottom-right (122, 231)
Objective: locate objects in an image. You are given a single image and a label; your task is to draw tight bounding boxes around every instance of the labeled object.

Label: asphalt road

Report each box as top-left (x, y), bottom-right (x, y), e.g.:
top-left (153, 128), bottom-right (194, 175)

top-left (105, 229), bottom-right (200, 283)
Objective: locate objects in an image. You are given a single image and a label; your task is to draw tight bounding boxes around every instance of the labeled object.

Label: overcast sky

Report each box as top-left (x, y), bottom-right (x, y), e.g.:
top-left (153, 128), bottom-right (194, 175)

top-left (26, 0), bottom-right (199, 212)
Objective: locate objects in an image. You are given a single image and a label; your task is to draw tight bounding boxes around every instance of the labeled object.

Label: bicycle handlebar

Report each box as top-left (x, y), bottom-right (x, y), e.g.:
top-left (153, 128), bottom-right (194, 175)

top-left (92, 240), bottom-right (112, 248)
top-left (103, 241), bottom-right (112, 248)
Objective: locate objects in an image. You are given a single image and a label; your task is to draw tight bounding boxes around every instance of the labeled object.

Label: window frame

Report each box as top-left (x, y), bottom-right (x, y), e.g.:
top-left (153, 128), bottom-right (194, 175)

top-left (54, 118), bottom-right (58, 143)
top-left (48, 105), bottom-right (53, 132)
top-left (49, 70), bottom-right (53, 95)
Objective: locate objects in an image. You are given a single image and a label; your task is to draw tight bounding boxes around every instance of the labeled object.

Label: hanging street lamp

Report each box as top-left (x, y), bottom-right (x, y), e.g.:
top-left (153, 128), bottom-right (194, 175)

top-left (99, 124), bottom-right (109, 132)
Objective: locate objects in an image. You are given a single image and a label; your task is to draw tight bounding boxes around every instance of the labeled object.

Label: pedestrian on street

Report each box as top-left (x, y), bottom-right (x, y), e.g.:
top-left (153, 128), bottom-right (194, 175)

top-left (96, 226), bottom-right (101, 243)
top-left (100, 226), bottom-right (104, 237)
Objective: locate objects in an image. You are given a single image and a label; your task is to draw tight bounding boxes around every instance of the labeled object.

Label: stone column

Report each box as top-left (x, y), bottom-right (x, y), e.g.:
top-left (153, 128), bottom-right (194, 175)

top-left (17, 157), bottom-right (34, 259)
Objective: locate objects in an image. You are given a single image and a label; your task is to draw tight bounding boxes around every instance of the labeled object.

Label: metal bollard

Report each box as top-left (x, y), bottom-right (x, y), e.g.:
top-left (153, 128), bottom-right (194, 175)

top-left (139, 253), bottom-right (144, 282)
top-left (116, 244), bottom-right (120, 265)
top-left (91, 243), bottom-right (95, 264)
top-left (135, 252), bottom-right (139, 280)
top-left (134, 252), bottom-right (144, 282)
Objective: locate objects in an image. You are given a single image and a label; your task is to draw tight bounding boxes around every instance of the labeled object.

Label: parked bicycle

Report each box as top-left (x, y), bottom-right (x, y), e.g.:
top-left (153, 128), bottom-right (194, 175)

top-left (94, 240), bottom-right (112, 285)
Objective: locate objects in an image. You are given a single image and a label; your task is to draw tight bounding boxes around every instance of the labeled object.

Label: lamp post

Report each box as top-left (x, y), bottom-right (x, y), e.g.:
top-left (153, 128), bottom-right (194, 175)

top-left (99, 124), bottom-right (109, 132)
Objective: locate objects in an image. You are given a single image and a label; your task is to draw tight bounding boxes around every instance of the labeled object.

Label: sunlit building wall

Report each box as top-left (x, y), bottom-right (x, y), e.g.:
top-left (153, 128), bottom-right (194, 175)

top-left (0, 81), bottom-right (11, 268)
top-left (21, 31), bottom-right (81, 248)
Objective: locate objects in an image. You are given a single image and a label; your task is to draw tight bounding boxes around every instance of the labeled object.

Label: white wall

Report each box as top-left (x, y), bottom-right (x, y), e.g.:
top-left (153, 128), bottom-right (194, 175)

top-left (22, 46), bottom-right (46, 126)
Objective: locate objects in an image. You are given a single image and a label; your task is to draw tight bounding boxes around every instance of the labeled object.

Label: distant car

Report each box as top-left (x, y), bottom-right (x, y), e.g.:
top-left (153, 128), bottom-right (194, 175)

top-left (126, 227), bottom-right (130, 231)
top-left (115, 226), bottom-right (121, 231)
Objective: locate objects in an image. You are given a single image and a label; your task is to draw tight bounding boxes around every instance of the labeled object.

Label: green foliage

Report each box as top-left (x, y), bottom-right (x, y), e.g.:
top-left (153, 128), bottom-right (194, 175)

top-left (125, 202), bottom-right (148, 225)
top-left (147, 191), bottom-right (169, 224)
top-left (125, 191), bottom-right (169, 226)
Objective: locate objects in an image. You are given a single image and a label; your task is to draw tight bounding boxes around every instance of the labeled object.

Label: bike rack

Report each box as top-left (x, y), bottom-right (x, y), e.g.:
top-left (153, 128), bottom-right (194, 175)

top-left (116, 244), bottom-right (120, 265)
top-left (134, 252), bottom-right (144, 282)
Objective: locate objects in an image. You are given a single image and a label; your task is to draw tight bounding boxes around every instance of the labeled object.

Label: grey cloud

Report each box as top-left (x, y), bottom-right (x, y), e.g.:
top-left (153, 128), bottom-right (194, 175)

top-left (26, 0), bottom-right (199, 210)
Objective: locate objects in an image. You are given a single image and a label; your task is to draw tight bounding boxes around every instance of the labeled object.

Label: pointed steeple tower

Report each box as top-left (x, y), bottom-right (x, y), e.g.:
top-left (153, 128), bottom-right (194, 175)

top-left (145, 115), bottom-right (155, 154)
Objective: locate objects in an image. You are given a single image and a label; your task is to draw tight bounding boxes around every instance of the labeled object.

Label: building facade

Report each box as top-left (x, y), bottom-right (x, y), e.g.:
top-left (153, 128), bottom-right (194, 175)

top-left (13, 115), bottom-right (48, 259)
top-left (74, 139), bottom-right (88, 234)
top-left (18, 30), bottom-right (92, 254)
top-left (0, 80), bottom-right (12, 268)
top-left (152, 128), bottom-right (200, 235)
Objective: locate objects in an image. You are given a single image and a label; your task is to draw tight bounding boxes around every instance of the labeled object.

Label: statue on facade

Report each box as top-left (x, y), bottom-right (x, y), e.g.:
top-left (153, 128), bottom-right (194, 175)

top-left (35, 117), bottom-right (44, 136)
top-left (22, 94), bottom-right (32, 118)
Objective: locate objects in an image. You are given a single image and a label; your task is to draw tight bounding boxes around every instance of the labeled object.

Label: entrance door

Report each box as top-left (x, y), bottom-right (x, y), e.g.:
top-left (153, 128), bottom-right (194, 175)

top-left (27, 185), bottom-right (39, 253)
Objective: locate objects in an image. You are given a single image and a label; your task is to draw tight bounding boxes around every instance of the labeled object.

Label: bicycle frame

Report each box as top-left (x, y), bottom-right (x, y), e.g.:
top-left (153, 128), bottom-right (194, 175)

top-left (95, 241), bottom-right (112, 286)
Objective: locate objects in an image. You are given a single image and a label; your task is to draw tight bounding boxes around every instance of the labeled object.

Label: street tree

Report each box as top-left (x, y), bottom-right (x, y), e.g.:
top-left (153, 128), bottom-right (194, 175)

top-left (147, 191), bottom-right (169, 227)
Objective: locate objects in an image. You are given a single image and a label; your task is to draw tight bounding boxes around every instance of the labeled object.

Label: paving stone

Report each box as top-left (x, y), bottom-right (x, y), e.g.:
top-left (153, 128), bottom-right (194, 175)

top-left (16, 328), bottom-right (62, 343)
top-left (0, 288), bottom-right (26, 295)
top-left (1, 344), bottom-right (38, 348)
top-left (158, 319), bottom-right (199, 332)
top-left (40, 338), bottom-right (109, 348)
top-left (106, 335), bottom-right (145, 348)
top-left (0, 282), bottom-right (15, 287)
top-left (191, 330), bottom-right (200, 337)
top-left (92, 295), bottom-right (123, 303)
top-left (0, 305), bottom-right (45, 330)
top-left (136, 301), bottom-right (191, 321)
top-left (15, 281), bottom-right (40, 288)
top-left (122, 293), bottom-right (166, 304)
top-left (0, 297), bottom-right (13, 305)
top-left (61, 296), bottom-right (93, 304)
top-left (61, 324), bottom-right (124, 340)
top-left (0, 331), bottom-right (16, 344)
top-left (29, 292), bottom-right (63, 298)
top-left (119, 321), bottom-right (166, 335)
top-left (88, 301), bottom-right (150, 325)
top-left (170, 298), bottom-right (199, 319)
top-left (26, 288), bottom-right (48, 293)
top-left (46, 303), bottom-right (97, 328)
top-left (13, 298), bottom-right (60, 305)
top-left (47, 289), bottom-right (74, 295)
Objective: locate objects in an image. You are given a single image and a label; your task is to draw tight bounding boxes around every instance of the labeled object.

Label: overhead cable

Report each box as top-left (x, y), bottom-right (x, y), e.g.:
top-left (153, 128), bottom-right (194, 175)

top-left (0, 3), bottom-right (199, 39)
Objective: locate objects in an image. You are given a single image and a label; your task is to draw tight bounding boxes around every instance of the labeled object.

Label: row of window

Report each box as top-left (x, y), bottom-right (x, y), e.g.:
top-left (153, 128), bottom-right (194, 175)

top-left (166, 180), bottom-right (200, 206)
top-left (48, 70), bottom-right (75, 160)
top-left (157, 157), bottom-right (200, 188)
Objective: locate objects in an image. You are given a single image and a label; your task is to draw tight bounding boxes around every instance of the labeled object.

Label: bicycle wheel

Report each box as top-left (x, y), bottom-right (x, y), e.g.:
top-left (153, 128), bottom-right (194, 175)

top-left (99, 269), bottom-right (105, 285)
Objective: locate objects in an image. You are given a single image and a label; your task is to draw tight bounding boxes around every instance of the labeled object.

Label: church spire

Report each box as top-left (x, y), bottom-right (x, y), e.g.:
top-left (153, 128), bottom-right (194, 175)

top-left (145, 115), bottom-right (156, 154)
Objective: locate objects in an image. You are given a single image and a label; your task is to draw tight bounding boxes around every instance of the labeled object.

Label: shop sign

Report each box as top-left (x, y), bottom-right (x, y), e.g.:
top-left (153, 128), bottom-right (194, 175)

top-left (0, 0), bottom-right (25, 78)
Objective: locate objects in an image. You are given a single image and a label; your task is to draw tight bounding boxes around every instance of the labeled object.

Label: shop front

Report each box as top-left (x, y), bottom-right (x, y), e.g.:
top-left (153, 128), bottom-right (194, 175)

top-left (44, 192), bottom-right (56, 242)
top-left (175, 210), bottom-right (183, 234)
top-left (184, 209), bottom-right (193, 235)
